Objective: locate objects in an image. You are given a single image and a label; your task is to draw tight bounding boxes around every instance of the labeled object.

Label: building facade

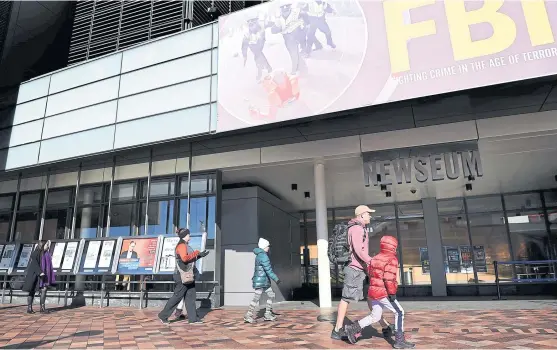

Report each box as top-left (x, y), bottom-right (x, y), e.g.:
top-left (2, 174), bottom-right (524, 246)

top-left (0, 0), bottom-right (556, 308)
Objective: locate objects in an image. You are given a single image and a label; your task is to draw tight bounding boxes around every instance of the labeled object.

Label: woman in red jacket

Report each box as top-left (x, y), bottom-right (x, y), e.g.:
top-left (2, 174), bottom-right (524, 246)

top-left (344, 236), bottom-right (415, 349)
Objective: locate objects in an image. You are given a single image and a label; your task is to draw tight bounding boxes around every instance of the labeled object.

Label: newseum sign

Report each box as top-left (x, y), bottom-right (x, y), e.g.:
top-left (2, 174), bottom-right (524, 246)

top-left (217, 0), bottom-right (557, 132)
top-left (362, 150), bottom-right (483, 187)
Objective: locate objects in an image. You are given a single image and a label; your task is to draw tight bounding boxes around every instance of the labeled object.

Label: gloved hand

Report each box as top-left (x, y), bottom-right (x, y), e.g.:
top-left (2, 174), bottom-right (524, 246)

top-left (198, 250), bottom-right (210, 258)
top-left (388, 294), bottom-right (396, 303)
top-left (276, 279), bottom-right (281, 285)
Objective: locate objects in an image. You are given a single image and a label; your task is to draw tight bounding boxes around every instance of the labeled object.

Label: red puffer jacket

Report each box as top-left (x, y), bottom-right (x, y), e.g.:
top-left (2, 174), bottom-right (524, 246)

top-left (367, 236), bottom-right (399, 300)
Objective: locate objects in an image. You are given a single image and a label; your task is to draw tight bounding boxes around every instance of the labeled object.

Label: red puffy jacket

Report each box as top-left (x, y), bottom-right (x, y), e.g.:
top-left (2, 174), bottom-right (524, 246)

top-left (367, 236), bottom-right (399, 300)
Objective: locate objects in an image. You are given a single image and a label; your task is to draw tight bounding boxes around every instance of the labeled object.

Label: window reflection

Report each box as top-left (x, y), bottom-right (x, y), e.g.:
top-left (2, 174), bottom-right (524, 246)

top-left (398, 203), bottom-right (430, 286)
top-left (14, 192), bottom-right (42, 241)
top-left (108, 203), bottom-right (136, 237)
top-left (140, 200), bottom-right (174, 235)
top-left (178, 196), bottom-right (215, 238)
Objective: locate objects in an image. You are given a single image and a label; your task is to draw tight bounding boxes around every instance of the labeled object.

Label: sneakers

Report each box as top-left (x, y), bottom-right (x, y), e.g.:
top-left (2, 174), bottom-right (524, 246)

top-left (383, 324), bottom-right (395, 338)
top-left (189, 319), bottom-right (204, 325)
top-left (263, 312), bottom-right (277, 321)
top-left (159, 317), bottom-right (170, 325)
top-left (344, 322), bottom-right (362, 344)
top-left (394, 332), bottom-right (415, 349)
top-left (174, 309), bottom-right (186, 320)
top-left (330, 327), bottom-right (347, 340)
top-left (244, 314), bottom-right (256, 324)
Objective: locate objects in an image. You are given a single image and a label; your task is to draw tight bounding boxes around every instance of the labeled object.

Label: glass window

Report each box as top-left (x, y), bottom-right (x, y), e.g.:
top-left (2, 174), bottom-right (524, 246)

top-left (397, 203), bottom-right (430, 285)
top-left (14, 211), bottom-right (40, 241)
top-left (45, 77), bottom-right (120, 117)
top-left (0, 212), bottom-right (11, 241)
top-left (12, 97), bottom-right (47, 125)
top-left (507, 210), bottom-right (550, 263)
top-left (141, 179), bottom-right (175, 198)
top-left (439, 199), bottom-right (475, 285)
top-left (211, 75), bottom-right (217, 102)
top-left (47, 189), bottom-right (72, 206)
top-left (9, 120), bottom-right (43, 147)
top-left (466, 196), bottom-right (503, 213)
top-left (119, 51), bottom-right (212, 97)
top-left (212, 23), bottom-right (218, 48)
top-left (180, 175), bottom-right (215, 196)
top-left (4, 142), bottom-right (40, 170)
top-left (140, 200), bottom-right (174, 235)
top-left (107, 203), bottom-right (137, 237)
top-left (114, 105), bottom-right (211, 148)
top-left (43, 208), bottom-right (71, 240)
top-left (112, 183), bottom-right (137, 202)
top-left (0, 195), bottom-right (13, 211)
top-left (120, 25), bottom-right (212, 73)
top-left (178, 196), bottom-right (216, 238)
top-left (211, 48), bottom-right (218, 74)
top-left (49, 53), bottom-right (122, 94)
top-left (16, 76), bottom-right (50, 104)
top-left (42, 101), bottom-right (117, 139)
top-left (543, 191), bottom-right (557, 208)
top-left (468, 211), bottom-right (512, 283)
top-left (370, 204), bottom-right (396, 221)
top-left (116, 78), bottom-right (211, 123)
top-left (0, 127), bottom-right (10, 149)
top-left (75, 206), bottom-right (101, 238)
top-left (78, 186), bottom-right (103, 205)
top-left (38, 126), bottom-right (115, 163)
top-left (19, 193), bottom-right (41, 209)
top-left (504, 193), bottom-right (543, 211)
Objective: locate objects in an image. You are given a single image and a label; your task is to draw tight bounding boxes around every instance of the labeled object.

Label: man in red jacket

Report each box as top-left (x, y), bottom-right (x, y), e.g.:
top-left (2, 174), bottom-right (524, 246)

top-left (344, 236), bottom-right (415, 349)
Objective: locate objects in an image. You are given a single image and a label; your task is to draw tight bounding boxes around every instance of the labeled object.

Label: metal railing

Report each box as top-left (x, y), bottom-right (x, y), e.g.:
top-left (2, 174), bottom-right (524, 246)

top-left (493, 260), bottom-right (557, 300)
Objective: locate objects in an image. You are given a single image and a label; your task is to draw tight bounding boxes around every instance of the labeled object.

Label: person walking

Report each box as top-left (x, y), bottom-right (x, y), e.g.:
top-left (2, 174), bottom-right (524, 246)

top-left (22, 240), bottom-right (55, 314)
top-left (244, 238), bottom-right (281, 323)
top-left (158, 228), bottom-right (209, 325)
top-left (345, 236), bottom-right (415, 349)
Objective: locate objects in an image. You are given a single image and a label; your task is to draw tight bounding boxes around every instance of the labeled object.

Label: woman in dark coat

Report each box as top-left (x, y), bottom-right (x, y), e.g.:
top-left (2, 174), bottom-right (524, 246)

top-left (22, 240), bottom-right (55, 314)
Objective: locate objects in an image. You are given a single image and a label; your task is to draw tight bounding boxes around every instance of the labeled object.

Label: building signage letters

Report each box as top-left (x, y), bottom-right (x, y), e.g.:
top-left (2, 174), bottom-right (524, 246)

top-left (363, 150), bottom-right (483, 187)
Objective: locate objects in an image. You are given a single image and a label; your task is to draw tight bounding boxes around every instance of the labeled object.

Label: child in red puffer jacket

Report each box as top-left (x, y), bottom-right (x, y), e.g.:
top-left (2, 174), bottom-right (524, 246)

top-left (344, 236), bottom-right (415, 349)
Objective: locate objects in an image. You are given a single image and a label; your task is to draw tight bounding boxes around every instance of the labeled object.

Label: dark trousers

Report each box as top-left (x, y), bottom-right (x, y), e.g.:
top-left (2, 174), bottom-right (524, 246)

top-left (283, 29), bottom-right (306, 75)
top-left (307, 17), bottom-right (333, 50)
top-left (252, 49), bottom-right (272, 79)
top-left (158, 278), bottom-right (197, 322)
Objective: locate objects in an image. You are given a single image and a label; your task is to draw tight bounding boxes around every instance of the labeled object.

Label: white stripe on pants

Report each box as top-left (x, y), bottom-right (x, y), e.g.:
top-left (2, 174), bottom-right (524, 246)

top-left (358, 297), bottom-right (405, 332)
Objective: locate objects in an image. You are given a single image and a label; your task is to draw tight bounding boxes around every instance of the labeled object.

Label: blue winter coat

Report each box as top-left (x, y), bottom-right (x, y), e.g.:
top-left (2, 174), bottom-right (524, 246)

top-left (252, 248), bottom-right (278, 289)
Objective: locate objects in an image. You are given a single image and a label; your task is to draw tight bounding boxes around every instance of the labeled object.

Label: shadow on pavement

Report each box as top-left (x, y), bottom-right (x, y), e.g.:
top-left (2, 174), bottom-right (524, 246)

top-left (0, 330), bottom-right (103, 349)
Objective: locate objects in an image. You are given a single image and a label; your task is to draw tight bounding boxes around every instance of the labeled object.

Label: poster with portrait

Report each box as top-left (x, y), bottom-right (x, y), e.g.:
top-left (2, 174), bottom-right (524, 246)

top-left (61, 242), bottom-right (78, 271)
top-left (16, 244), bottom-right (34, 268)
top-left (51, 242), bottom-right (66, 269)
top-left (116, 238), bottom-right (158, 274)
top-left (158, 237), bottom-right (180, 273)
top-left (83, 241), bottom-right (102, 269)
top-left (98, 240), bottom-right (115, 270)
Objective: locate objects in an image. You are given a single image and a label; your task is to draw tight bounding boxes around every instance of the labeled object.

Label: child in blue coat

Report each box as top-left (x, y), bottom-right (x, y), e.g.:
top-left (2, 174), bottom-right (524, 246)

top-left (244, 238), bottom-right (281, 323)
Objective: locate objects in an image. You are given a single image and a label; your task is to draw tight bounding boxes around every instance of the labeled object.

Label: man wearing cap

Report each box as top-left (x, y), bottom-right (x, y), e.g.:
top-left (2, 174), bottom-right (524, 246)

top-left (331, 205), bottom-right (375, 339)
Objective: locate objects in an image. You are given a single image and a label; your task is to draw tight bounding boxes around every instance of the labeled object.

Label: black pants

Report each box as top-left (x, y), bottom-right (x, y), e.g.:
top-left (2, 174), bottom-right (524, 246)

top-left (252, 49), bottom-right (272, 79)
top-left (307, 17), bottom-right (333, 50)
top-left (158, 279), bottom-right (197, 323)
top-left (283, 29), bottom-right (306, 75)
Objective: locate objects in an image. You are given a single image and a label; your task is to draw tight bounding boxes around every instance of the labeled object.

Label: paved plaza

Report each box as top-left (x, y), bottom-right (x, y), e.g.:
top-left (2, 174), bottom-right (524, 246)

top-left (0, 300), bottom-right (557, 349)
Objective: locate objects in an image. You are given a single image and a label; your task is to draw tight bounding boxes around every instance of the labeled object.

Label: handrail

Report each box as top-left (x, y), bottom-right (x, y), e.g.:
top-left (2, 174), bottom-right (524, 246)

top-left (493, 260), bottom-right (557, 300)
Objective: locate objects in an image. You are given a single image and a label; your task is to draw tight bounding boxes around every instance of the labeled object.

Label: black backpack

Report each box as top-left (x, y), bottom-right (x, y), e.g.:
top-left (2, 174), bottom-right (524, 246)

top-left (328, 222), bottom-right (364, 264)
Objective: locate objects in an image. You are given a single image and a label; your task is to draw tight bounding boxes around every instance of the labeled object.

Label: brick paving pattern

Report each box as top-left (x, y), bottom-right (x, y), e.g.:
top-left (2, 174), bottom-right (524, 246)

top-left (1, 305), bottom-right (557, 349)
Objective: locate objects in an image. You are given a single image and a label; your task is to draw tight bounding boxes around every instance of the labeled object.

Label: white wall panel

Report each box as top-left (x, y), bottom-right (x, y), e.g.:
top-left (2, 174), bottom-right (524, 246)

top-left (212, 23), bottom-right (218, 48)
top-left (114, 105), bottom-right (211, 149)
top-left (5, 142), bottom-right (40, 169)
top-left (17, 76), bottom-right (50, 104)
top-left (211, 75), bottom-right (217, 102)
top-left (9, 120), bottom-right (44, 147)
top-left (49, 172), bottom-right (79, 188)
top-left (121, 25), bottom-right (212, 73)
top-left (192, 149), bottom-right (261, 171)
top-left (12, 97), bottom-right (47, 125)
top-left (39, 126), bottom-right (115, 163)
top-left (477, 110), bottom-right (557, 139)
top-left (49, 53), bottom-right (122, 94)
top-left (212, 49), bottom-right (218, 74)
top-left (42, 101), bottom-right (117, 139)
top-left (261, 136), bottom-right (361, 163)
top-left (45, 77), bottom-right (120, 117)
top-left (119, 51), bottom-right (212, 97)
top-left (117, 78), bottom-right (211, 122)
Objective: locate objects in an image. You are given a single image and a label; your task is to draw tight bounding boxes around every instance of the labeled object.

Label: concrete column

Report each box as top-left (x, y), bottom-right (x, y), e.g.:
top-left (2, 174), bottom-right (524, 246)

top-left (314, 159), bottom-right (332, 308)
top-left (422, 198), bottom-right (447, 297)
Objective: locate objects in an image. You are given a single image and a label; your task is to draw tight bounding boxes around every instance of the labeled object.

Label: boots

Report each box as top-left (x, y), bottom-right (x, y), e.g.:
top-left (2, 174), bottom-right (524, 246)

top-left (40, 289), bottom-right (49, 314)
top-left (394, 331), bottom-right (415, 349)
top-left (26, 296), bottom-right (35, 314)
top-left (344, 322), bottom-right (362, 345)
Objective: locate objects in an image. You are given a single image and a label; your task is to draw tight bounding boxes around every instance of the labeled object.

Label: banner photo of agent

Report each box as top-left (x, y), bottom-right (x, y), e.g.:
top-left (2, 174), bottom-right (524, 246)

top-left (116, 238), bottom-right (158, 274)
top-left (217, 0), bottom-right (557, 132)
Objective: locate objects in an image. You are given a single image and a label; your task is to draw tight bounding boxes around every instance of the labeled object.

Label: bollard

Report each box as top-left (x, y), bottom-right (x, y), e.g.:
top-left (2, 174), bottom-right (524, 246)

top-left (494, 261), bottom-right (501, 300)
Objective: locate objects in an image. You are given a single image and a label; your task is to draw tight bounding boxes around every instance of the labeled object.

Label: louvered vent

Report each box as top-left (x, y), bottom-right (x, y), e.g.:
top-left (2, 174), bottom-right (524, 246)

top-left (150, 1), bottom-right (184, 40)
top-left (68, 1), bottom-right (95, 64)
top-left (192, 1), bottom-right (212, 28)
top-left (0, 1), bottom-right (13, 63)
top-left (88, 0), bottom-right (121, 59)
top-left (118, 1), bottom-right (150, 50)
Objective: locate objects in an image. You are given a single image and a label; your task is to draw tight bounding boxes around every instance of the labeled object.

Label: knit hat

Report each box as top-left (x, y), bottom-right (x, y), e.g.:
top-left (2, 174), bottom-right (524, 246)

top-left (177, 228), bottom-right (190, 239)
top-left (258, 238), bottom-right (270, 250)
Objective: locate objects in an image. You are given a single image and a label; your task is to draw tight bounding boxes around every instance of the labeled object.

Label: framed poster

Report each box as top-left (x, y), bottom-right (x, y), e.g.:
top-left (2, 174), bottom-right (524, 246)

top-left (16, 244), bottom-right (34, 268)
top-left (158, 237), bottom-right (180, 273)
top-left (0, 244), bottom-right (16, 269)
top-left (116, 238), bottom-right (159, 274)
top-left (98, 240), bottom-right (116, 270)
top-left (473, 245), bottom-right (488, 273)
top-left (189, 232), bottom-right (208, 273)
top-left (83, 241), bottom-right (102, 269)
top-left (446, 247), bottom-right (461, 273)
top-left (61, 242), bottom-right (79, 271)
top-left (460, 246), bottom-right (474, 274)
top-left (51, 242), bottom-right (66, 270)
top-left (419, 247), bottom-right (430, 274)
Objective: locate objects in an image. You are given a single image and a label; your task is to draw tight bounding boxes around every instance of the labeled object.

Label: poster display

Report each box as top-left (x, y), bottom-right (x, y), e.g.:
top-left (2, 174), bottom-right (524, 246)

top-left (459, 246), bottom-right (474, 274)
top-left (190, 232), bottom-right (208, 273)
top-left (61, 242), bottom-right (78, 271)
top-left (446, 247), bottom-right (460, 273)
top-left (83, 241), bottom-right (102, 269)
top-left (116, 238), bottom-right (158, 274)
top-left (98, 240), bottom-right (115, 270)
top-left (217, 0), bottom-right (557, 133)
top-left (474, 245), bottom-right (488, 273)
top-left (16, 244), bottom-right (34, 268)
top-left (0, 244), bottom-right (16, 269)
top-left (419, 247), bottom-right (430, 274)
top-left (159, 237), bottom-right (180, 273)
top-left (51, 242), bottom-right (66, 269)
